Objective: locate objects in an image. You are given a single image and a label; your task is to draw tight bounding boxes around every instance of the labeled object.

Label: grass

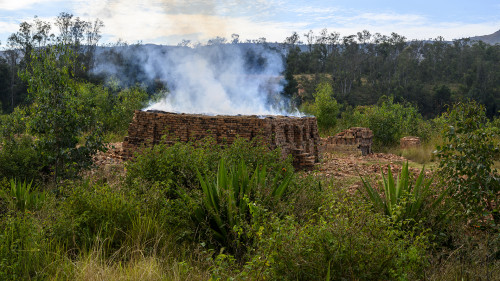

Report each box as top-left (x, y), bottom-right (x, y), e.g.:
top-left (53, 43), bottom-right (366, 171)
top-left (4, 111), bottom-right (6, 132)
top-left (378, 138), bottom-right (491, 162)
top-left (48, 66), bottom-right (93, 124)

top-left (48, 244), bottom-right (212, 281)
top-left (0, 136), bottom-right (498, 280)
top-left (387, 135), bottom-right (444, 167)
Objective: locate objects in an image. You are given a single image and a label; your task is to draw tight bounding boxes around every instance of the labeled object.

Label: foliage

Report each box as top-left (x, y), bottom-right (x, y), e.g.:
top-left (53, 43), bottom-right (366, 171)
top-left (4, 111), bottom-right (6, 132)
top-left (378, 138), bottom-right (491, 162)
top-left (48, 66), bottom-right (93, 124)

top-left (366, 97), bottom-right (428, 147)
top-left (19, 44), bottom-right (105, 182)
top-left (359, 161), bottom-right (448, 225)
top-left (51, 181), bottom-right (139, 254)
top-left (191, 159), bottom-right (293, 256)
top-left (125, 138), bottom-right (221, 190)
top-left (77, 82), bottom-right (149, 136)
top-left (239, 189), bottom-right (430, 280)
top-left (0, 179), bottom-right (45, 213)
top-left (0, 108), bottom-right (47, 181)
top-left (125, 137), bottom-right (293, 191)
top-left (334, 98), bottom-right (431, 148)
top-left (0, 214), bottom-right (50, 280)
top-left (436, 101), bottom-right (500, 226)
top-left (0, 135), bottom-right (46, 182)
top-left (302, 82), bottom-right (339, 131)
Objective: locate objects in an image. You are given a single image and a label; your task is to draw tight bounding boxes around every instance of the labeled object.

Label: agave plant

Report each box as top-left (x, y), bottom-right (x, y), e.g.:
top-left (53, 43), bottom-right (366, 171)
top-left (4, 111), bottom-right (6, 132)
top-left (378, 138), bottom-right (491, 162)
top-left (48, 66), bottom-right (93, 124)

top-left (1, 179), bottom-right (46, 212)
top-left (359, 161), bottom-right (448, 224)
top-left (194, 159), bottom-right (293, 252)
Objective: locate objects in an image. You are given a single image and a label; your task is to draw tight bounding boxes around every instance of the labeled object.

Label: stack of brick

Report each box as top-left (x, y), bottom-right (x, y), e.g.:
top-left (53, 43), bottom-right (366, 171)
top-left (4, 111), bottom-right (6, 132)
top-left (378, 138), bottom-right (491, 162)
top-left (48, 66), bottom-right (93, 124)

top-left (400, 136), bottom-right (421, 149)
top-left (122, 110), bottom-right (321, 170)
top-left (323, 127), bottom-right (373, 156)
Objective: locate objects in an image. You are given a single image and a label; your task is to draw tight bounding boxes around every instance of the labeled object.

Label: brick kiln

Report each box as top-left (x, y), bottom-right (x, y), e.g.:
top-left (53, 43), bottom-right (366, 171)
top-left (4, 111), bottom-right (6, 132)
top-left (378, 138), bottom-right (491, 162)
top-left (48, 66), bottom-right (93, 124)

top-left (123, 110), bottom-right (320, 169)
top-left (323, 127), bottom-right (373, 156)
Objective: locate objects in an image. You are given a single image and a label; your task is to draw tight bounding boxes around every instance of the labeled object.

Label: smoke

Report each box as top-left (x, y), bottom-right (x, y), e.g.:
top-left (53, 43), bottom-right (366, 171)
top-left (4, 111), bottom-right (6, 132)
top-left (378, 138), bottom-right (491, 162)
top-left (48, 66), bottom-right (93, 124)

top-left (93, 43), bottom-right (301, 116)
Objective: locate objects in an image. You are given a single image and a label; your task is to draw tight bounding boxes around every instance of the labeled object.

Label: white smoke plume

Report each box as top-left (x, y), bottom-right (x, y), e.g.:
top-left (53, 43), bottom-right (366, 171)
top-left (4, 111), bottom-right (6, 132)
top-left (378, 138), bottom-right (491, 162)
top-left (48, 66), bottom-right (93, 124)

top-left (92, 43), bottom-right (301, 116)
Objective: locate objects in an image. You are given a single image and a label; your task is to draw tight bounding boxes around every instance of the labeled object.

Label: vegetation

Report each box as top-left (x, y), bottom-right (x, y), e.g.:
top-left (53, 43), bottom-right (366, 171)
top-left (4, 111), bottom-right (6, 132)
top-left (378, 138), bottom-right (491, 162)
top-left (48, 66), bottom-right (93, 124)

top-left (0, 13), bottom-right (499, 281)
top-left (436, 101), bottom-right (500, 227)
top-left (360, 161), bottom-right (449, 226)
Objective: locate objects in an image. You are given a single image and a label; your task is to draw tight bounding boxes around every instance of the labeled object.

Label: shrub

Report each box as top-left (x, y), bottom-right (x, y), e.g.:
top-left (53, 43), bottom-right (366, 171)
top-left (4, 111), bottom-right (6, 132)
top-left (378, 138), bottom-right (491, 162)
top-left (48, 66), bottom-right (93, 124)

top-left (240, 188), bottom-right (430, 280)
top-left (190, 159), bottom-right (293, 256)
top-left (367, 97), bottom-right (426, 147)
top-left (125, 138), bottom-right (221, 190)
top-left (336, 98), bottom-right (430, 148)
top-left (0, 136), bottom-right (46, 182)
top-left (125, 137), bottom-right (293, 191)
top-left (0, 179), bottom-right (46, 213)
top-left (359, 161), bottom-right (449, 227)
top-left (51, 181), bottom-right (140, 255)
top-left (436, 101), bottom-right (500, 227)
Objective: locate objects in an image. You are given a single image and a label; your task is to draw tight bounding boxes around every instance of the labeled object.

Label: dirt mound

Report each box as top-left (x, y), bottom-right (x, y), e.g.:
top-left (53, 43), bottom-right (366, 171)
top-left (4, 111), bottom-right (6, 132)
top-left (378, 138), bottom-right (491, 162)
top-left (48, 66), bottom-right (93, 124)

top-left (93, 142), bottom-right (124, 166)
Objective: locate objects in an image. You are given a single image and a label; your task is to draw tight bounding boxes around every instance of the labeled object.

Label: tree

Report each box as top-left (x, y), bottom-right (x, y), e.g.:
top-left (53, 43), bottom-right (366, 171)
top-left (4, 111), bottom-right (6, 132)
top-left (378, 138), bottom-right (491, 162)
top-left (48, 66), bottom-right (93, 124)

top-left (436, 101), bottom-right (500, 226)
top-left (19, 44), bottom-right (105, 182)
top-left (313, 82), bottom-right (339, 130)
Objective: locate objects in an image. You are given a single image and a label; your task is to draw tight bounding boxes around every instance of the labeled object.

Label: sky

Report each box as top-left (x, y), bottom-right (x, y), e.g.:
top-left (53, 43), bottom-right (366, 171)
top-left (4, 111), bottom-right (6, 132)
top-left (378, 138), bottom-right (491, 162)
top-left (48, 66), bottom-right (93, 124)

top-left (1, 0), bottom-right (500, 46)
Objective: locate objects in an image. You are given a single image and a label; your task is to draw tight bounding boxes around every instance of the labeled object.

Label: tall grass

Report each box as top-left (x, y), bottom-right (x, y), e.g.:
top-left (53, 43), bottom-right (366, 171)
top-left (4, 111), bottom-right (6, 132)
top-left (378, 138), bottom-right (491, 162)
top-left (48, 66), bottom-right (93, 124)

top-left (392, 135), bottom-right (443, 165)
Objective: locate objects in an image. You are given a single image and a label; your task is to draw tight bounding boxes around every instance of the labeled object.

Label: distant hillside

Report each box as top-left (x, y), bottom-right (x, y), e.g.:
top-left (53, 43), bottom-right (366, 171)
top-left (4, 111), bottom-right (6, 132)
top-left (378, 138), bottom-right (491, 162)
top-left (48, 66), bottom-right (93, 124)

top-left (470, 29), bottom-right (500, 44)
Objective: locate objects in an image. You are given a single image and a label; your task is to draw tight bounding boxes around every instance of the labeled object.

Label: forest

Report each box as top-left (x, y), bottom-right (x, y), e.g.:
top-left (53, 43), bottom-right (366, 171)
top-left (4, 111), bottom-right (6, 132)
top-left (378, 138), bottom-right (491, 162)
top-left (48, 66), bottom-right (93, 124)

top-left (0, 13), bottom-right (499, 280)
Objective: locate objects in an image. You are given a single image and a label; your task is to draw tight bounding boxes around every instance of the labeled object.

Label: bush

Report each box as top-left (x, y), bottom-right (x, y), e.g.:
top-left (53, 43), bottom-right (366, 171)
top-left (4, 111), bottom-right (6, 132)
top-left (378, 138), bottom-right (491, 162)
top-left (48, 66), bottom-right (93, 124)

top-left (336, 97), bottom-right (431, 148)
top-left (125, 137), bottom-right (293, 191)
top-left (51, 182), bottom-right (140, 255)
top-left (189, 159), bottom-right (293, 257)
top-left (367, 97), bottom-right (427, 147)
top-left (436, 101), bottom-right (500, 227)
top-left (125, 138), bottom-right (221, 190)
top-left (0, 136), bottom-right (46, 182)
top-left (239, 188), bottom-right (430, 280)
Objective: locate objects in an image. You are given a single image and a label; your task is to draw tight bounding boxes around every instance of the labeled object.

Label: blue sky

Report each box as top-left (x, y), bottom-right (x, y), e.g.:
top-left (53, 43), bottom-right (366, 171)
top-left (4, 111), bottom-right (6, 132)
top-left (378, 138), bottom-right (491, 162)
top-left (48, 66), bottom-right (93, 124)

top-left (1, 0), bottom-right (499, 46)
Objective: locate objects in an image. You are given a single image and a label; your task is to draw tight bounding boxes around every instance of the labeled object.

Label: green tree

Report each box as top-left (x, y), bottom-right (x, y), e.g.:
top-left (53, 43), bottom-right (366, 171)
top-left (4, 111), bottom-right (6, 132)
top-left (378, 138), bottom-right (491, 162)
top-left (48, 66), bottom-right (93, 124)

top-left (436, 101), bottom-right (500, 226)
top-left (312, 82), bottom-right (339, 131)
top-left (19, 44), bottom-right (105, 182)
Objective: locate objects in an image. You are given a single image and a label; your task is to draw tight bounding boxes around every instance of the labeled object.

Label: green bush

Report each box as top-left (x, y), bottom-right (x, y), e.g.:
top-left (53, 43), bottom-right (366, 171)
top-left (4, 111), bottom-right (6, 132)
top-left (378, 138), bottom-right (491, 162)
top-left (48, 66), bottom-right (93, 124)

top-left (240, 188), bottom-right (430, 280)
top-left (51, 182), bottom-right (140, 255)
top-left (436, 101), bottom-right (500, 226)
top-left (125, 137), bottom-right (293, 191)
top-left (1, 179), bottom-right (46, 213)
top-left (366, 97), bottom-right (426, 147)
top-left (125, 138), bottom-right (221, 190)
top-left (359, 161), bottom-right (449, 227)
top-left (0, 136), bottom-right (46, 182)
top-left (190, 159), bottom-right (293, 256)
top-left (335, 97), bottom-right (432, 148)
top-left (77, 82), bottom-right (149, 135)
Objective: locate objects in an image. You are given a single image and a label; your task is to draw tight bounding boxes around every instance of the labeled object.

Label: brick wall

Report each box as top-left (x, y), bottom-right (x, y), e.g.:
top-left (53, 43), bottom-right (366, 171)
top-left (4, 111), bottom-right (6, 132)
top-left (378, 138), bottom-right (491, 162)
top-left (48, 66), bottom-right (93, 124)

top-left (323, 127), bottom-right (373, 156)
top-left (123, 110), bottom-right (321, 169)
top-left (400, 136), bottom-right (421, 149)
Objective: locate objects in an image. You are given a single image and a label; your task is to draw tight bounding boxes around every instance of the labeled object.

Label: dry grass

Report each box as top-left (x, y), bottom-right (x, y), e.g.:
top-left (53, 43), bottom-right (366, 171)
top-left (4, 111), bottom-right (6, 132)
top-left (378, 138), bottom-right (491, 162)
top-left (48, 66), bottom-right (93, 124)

top-left (48, 235), bottom-right (212, 281)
